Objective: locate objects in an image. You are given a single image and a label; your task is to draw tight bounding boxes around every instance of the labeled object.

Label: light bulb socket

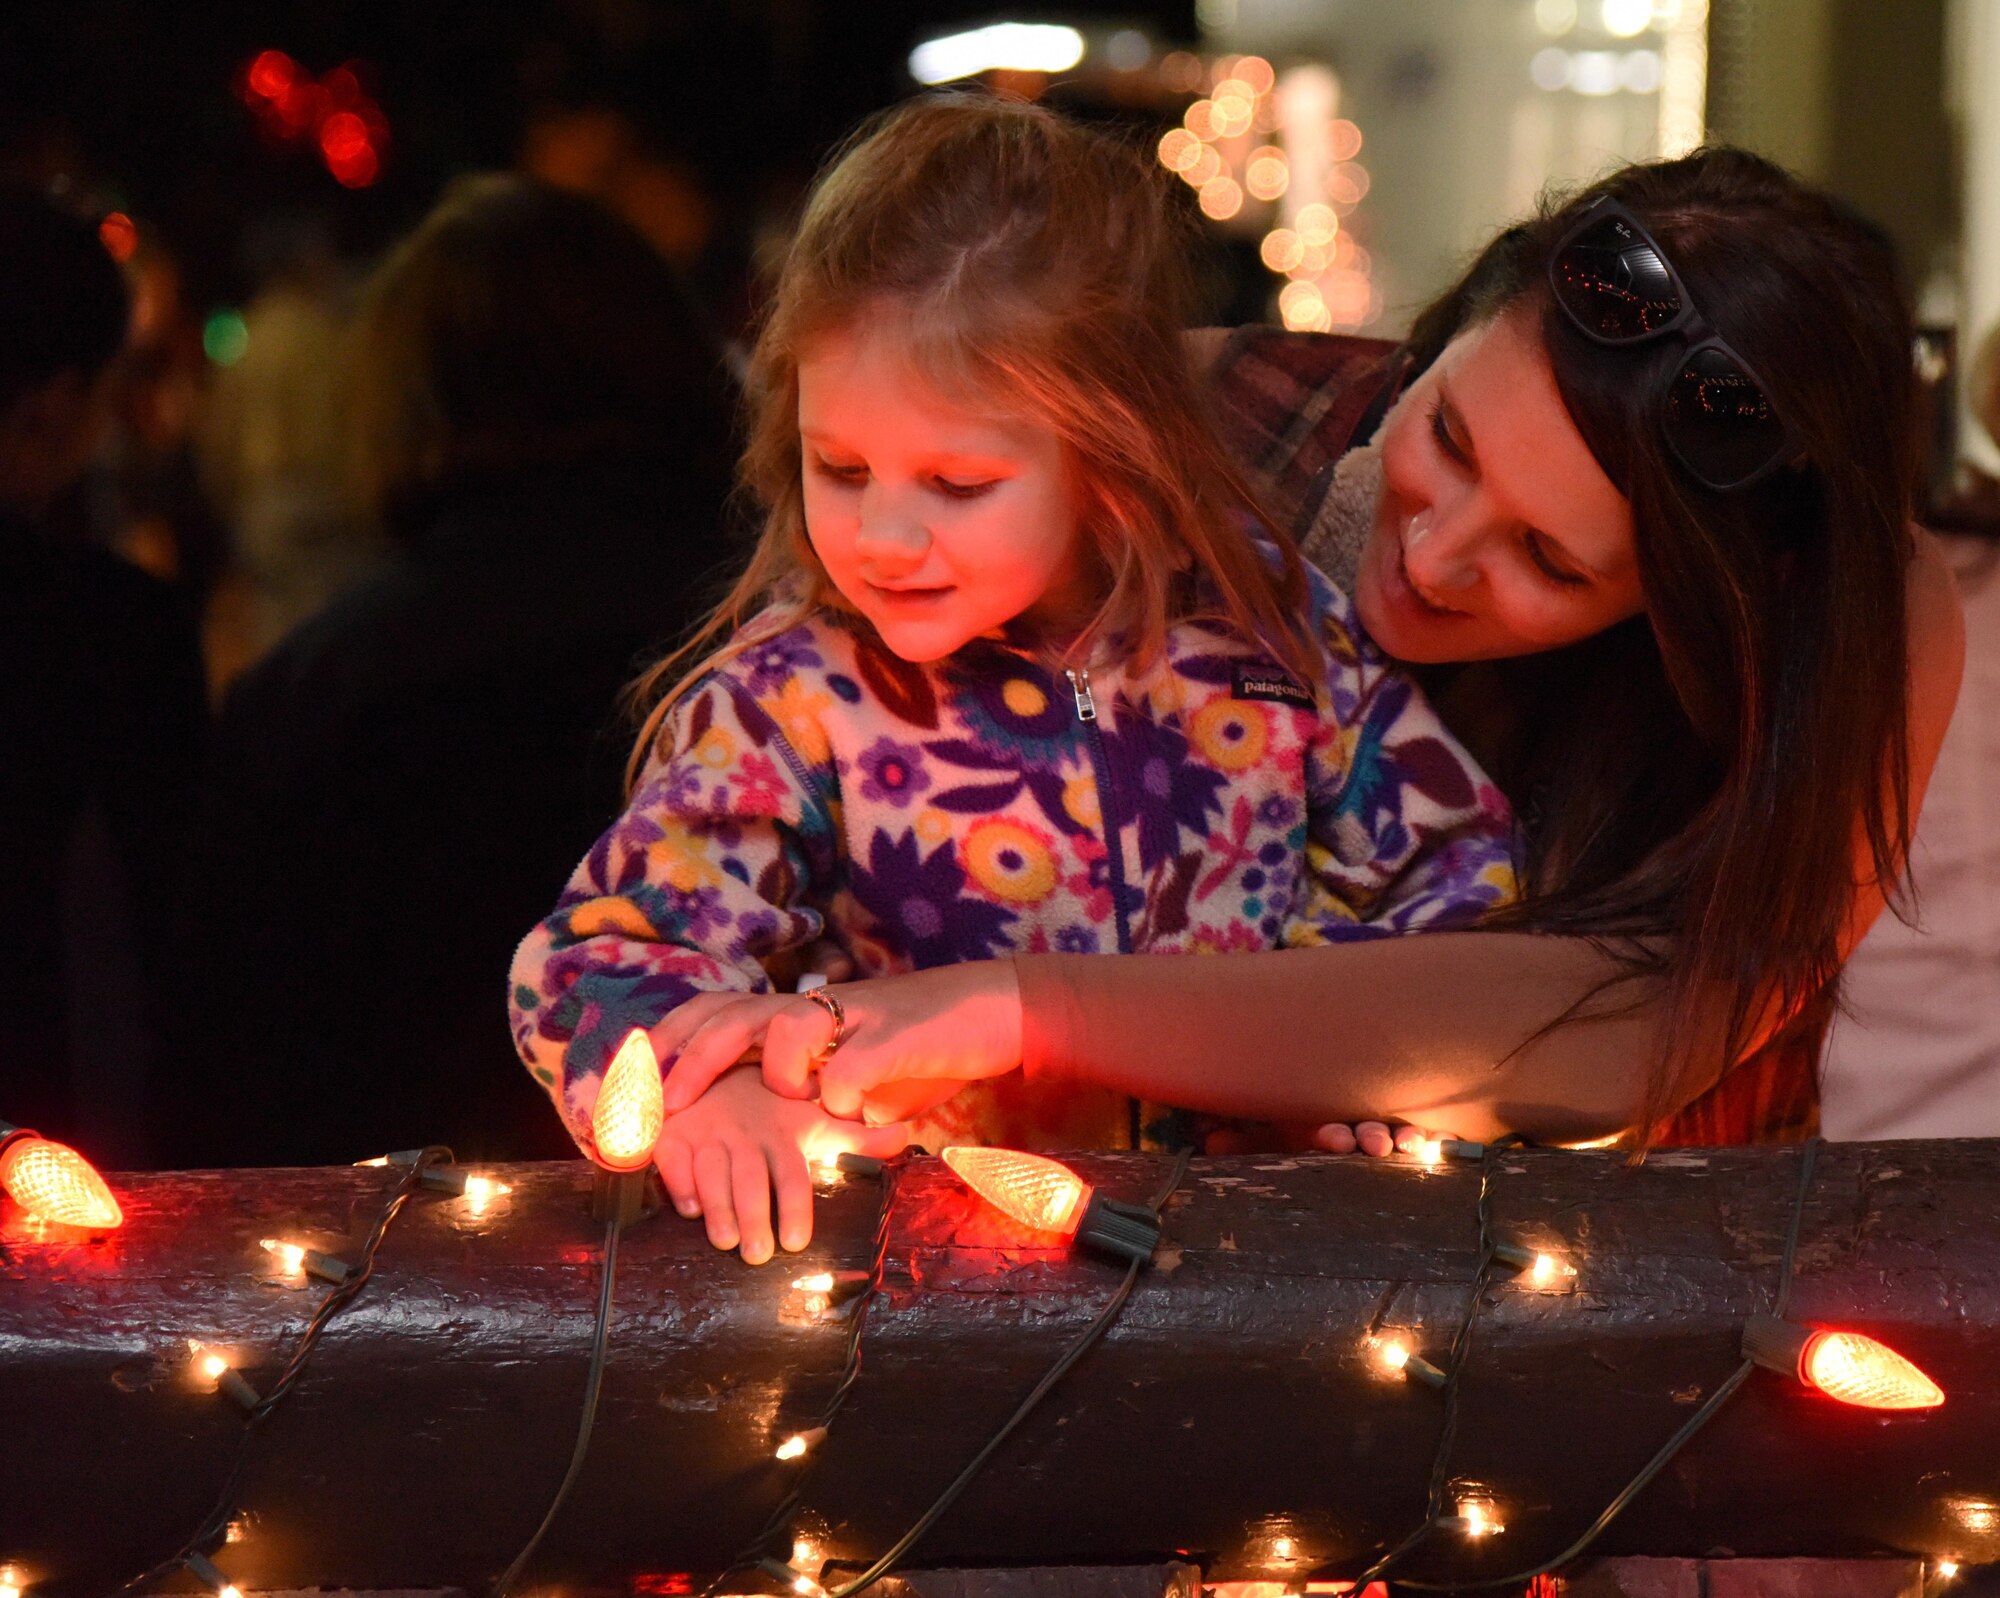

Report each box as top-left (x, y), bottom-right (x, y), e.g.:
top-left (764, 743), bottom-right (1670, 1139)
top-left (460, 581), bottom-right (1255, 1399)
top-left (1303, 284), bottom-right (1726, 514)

top-left (1440, 1138), bottom-right (1486, 1161)
top-left (1742, 1313), bottom-right (1812, 1380)
top-left (1075, 1191), bottom-right (1163, 1264)
top-left (299, 1247), bottom-right (352, 1285)
top-left (1491, 1241), bottom-right (1536, 1272)
top-left (1403, 1352), bottom-right (1448, 1389)
top-left (591, 1164), bottom-right (662, 1225)
top-left (834, 1153), bottom-right (884, 1179)
top-left (217, 1369), bottom-right (262, 1413)
top-left (418, 1165), bottom-right (471, 1196)
top-left (184, 1552), bottom-right (231, 1595)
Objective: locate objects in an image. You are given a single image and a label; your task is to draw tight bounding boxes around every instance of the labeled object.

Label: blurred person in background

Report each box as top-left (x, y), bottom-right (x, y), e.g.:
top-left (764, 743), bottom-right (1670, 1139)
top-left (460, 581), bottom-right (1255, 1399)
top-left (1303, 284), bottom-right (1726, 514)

top-left (0, 184), bottom-right (208, 1168)
top-left (194, 215), bottom-right (384, 690)
top-left (160, 174), bottom-right (736, 1166)
top-left (1820, 324), bottom-right (2000, 1137)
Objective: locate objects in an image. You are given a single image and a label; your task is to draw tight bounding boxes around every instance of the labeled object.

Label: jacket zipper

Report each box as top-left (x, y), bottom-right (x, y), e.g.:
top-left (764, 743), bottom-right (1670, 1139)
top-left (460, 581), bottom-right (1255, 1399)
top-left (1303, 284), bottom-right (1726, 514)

top-left (1065, 667), bottom-right (1132, 956)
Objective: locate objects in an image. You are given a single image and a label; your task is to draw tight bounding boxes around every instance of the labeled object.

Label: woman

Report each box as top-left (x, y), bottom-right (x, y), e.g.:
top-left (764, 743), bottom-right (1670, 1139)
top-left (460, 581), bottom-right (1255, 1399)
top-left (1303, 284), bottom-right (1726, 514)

top-left (650, 146), bottom-right (1965, 1152)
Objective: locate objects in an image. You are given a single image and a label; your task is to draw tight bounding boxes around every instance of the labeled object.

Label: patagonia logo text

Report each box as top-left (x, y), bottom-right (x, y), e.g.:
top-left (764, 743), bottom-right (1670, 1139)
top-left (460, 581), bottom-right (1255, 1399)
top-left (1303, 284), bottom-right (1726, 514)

top-left (1231, 663), bottom-right (1314, 708)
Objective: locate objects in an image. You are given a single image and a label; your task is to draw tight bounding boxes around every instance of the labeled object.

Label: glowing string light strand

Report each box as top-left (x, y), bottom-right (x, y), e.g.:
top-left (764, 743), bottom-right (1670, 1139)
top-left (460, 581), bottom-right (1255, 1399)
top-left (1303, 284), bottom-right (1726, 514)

top-left (700, 1153), bottom-right (904, 1598)
top-left (108, 1147), bottom-right (456, 1598)
top-left (1369, 1138), bottom-right (1826, 1592)
top-left (820, 1147), bottom-right (1195, 1598)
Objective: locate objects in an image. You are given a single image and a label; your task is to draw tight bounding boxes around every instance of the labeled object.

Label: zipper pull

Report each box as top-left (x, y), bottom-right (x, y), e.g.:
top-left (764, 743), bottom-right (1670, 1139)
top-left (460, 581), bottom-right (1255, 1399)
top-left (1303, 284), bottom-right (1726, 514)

top-left (1064, 667), bottom-right (1097, 722)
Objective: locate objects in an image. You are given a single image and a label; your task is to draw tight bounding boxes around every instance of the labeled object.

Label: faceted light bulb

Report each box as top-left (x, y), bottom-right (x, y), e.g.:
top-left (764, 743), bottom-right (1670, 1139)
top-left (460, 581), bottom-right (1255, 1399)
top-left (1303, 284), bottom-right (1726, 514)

top-left (0, 1136), bottom-right (122, 1229)
top-left (942, 1146), bottom-right (1089, 1235)
top-left (592, 1028), bottom-right (666, 1171)
top-left (1801, 1330), bottom-right (1945, 1410)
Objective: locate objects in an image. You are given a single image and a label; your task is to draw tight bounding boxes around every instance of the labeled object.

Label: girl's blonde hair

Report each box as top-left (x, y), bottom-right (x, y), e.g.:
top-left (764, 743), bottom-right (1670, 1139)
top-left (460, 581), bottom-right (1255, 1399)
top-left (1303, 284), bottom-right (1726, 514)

top-left (628, 92), bottom-right (1318, 786)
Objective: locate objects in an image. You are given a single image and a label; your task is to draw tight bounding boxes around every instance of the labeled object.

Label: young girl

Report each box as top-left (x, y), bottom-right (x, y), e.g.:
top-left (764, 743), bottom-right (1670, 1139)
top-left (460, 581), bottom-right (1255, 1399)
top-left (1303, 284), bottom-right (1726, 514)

top-left (508, 95), bottom-right (1516, 1262)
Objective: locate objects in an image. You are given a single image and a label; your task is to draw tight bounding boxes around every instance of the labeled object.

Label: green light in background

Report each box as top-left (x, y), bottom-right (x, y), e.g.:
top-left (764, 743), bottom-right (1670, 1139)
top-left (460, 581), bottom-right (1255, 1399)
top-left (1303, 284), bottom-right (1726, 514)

top-left (203, 310), bottom-right (250, 366)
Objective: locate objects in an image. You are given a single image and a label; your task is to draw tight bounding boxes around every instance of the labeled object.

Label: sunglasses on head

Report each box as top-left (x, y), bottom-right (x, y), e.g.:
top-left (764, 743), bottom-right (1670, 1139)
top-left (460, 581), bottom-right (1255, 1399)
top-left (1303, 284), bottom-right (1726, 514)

top-left (1547, 198), bottom-right (1799, 493)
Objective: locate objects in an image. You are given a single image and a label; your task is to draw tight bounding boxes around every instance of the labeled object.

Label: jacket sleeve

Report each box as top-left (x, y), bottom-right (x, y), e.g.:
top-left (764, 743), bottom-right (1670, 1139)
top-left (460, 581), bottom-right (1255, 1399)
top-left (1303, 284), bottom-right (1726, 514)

top-left (1290, 571), bottom-right (1519, 943)
top-left (507, 671), bottom-right (840, 1153)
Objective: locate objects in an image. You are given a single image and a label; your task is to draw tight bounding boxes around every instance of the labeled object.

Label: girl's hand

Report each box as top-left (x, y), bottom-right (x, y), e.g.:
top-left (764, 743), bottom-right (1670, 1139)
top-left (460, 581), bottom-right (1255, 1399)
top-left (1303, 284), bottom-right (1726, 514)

top-left (654, 962), bottom-right (1024, 1119)
top-left (654, 1067), bottom-right (908, 1265)
top-left (1312, 1120), bottom-right (1433, 1157)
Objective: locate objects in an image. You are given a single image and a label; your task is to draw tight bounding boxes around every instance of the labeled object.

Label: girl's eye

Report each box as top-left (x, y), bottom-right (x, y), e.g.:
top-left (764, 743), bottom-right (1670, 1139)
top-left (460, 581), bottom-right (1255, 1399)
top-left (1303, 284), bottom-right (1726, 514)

top-left (932, 476), bottom-right (998, 500)
top-left (1428, 399), bottom-right (1470, 466)
top-left (1526, 532), bottom-right (1588, 589)
top-left (813, 457), bottom-right (867, 486)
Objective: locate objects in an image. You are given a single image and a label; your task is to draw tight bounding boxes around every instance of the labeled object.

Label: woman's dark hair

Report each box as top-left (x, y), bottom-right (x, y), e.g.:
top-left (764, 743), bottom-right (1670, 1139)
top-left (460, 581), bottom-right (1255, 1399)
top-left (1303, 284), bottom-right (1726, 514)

top-left (1404, 147), bottom-right (1919, 1140)
top-left (348, 173), bottom-right (732, 535)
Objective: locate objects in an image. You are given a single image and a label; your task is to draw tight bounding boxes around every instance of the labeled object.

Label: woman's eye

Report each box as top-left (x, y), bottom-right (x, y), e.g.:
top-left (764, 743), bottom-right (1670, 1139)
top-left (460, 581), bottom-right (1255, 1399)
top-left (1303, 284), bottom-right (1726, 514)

top-left (1428, 400), bottom-right (1469, 466)
top-left (932, 477), bottom-right (998, 500)
top-left (1526, 533), bottom-right (1588, 589)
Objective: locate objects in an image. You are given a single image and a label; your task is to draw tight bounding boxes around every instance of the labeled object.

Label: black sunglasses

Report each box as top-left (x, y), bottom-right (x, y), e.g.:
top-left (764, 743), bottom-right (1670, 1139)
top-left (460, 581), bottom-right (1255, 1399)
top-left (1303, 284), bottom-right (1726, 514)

top-left (1547, 198), bottom-right (1799, 493)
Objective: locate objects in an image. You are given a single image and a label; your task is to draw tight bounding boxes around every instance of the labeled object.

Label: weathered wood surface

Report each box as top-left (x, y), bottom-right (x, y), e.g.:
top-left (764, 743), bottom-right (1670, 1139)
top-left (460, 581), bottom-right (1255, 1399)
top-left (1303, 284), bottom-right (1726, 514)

top-left (2, 1143), bottom-right (1997, 1596)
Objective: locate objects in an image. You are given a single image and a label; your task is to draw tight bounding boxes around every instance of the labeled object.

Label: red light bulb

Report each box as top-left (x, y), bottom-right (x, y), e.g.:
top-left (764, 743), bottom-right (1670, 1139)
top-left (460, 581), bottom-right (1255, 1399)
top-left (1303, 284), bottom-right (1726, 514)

top-left (0, 1130), bottom-right (122, 1230)
top-left (943, 1146), bottom-right (1088, 1235)
top-left (592, 1029), bottom-right (665, 1171)
top-left (1744, 1314), bottom-right (1944, 1411)
top-left (1801, 1329), bottom-right (1944, 1410)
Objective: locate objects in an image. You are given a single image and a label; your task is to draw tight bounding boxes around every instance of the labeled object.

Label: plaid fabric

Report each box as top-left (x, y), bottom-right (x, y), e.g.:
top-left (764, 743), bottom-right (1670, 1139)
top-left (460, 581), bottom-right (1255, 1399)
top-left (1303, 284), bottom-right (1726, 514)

top-left (1201, 323), bottom-right (1820, 1147)
top-left (1203, 328), bottom-right (1402, 536)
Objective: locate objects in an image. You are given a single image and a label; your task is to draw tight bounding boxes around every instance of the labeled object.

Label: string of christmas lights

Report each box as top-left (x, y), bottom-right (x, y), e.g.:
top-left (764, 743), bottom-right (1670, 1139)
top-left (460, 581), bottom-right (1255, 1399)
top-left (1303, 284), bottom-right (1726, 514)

top-left (1352, 1138), bottom-right (1830, 1592)
top-left (4, 1088), bottom-right (1970, 1596)
top-left (108, 1146), bottom-right (459, 1598)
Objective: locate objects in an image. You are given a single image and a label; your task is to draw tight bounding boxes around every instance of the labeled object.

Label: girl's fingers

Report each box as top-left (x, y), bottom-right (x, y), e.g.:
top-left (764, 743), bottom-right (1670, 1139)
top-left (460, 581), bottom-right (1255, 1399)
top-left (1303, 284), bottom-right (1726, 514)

top-left (769, 1144), bottom-right (814, 1254)
top-left (693, 1144), bottom-right (739, 1252)
top-left (761, 1003), bottom-right (840, 1100)
top-left (1392, 1123), bottom-right (1431, 1153)
top-left (1355, 1121), bottom-right (1395, 1158)
top-left (730, 1141), bottom-right (777, 1266)
top-left (1314, 1122), bottom-right (1359, 1154)
top-left (657, 1138), bottom-right (700, 1218)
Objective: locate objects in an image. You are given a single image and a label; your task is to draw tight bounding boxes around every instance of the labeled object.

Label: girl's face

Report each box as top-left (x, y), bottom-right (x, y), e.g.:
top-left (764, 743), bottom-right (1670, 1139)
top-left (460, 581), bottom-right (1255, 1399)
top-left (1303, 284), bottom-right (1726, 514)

top-left (1356, 306), bottom-right (1647, 663)
top-left (797, 319), bottom-right (1091, 663)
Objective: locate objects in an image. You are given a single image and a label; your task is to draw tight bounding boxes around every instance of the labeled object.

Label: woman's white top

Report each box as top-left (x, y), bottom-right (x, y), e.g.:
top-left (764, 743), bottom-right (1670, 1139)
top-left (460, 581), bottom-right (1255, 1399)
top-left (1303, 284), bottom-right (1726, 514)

top-left (1822, 536), bottom-right (2000, 1138)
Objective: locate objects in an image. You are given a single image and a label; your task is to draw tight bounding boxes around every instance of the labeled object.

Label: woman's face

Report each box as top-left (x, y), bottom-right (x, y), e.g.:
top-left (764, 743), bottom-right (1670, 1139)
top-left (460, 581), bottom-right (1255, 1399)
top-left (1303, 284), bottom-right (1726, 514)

top-left (1355, 305), bottom-right (1646, 663)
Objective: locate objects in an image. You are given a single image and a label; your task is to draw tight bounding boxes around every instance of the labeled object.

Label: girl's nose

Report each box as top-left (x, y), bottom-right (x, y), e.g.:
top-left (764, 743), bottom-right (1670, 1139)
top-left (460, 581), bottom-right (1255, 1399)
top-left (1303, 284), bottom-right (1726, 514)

top-left (1403, 507), bottom-right (1481, 592)
top-left (853, 489), bottom-right (930, 564)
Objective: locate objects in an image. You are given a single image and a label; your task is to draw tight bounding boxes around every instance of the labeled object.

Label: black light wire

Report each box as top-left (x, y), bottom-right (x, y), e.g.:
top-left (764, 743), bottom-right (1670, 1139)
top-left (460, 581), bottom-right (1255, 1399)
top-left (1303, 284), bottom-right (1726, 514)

top-left (1372, 1137), bottom-right (1824, 1594)
top-left (698, 1154), bottom-right (907, 1598)
top-left (110, 1145), bottom-right (457, 1598)
top-left (821, 1146), bottom-right (1196, 1598)
top-left (488, 1200), bottom-right (627, 1596)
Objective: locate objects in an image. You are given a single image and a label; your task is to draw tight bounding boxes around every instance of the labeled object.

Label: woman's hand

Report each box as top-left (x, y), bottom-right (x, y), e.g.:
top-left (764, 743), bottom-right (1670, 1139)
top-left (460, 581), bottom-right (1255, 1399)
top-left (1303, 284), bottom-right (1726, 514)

top-left (1312, 1120), bottom-right (1433, 1157)
top-left (655, 961), bottom-right (1025, 1118)
top-left (653, 1067), bottom-right (908, 1264)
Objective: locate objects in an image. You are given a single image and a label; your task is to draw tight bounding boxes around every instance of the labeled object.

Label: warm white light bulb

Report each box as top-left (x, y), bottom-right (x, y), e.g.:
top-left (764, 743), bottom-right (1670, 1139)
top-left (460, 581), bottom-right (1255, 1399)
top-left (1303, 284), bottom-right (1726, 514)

top-left (0, 1564), bottom-right (24, 1598)
top-left (463, 1175), bottom-right (508, 1202)
top-left (1375, 1338), bottom-right (1412, 1372)
top-left (259, 1238), bottom-right (306, 1274)
top-left (1456, 1499), bottom-right (1504, 1537)
top-left (1936, 1561), bottom-right (1960, 1581)
top-left (793, 1272), bottom-right (835, 1293)
top-left (775, 1426), bottom-right (827, 1461)
top-left (1413, 1138), bottom-right (1443, 1167)
top-left (1271, 1536), bottom-right (1295, 1559)
top-left (219, 1586), bottom-right (243, 1598)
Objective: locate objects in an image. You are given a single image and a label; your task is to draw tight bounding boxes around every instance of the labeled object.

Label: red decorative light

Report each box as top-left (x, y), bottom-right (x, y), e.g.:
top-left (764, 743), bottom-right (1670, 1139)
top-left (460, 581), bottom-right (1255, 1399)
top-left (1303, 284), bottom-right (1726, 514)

top-left (593, 1028), bottom-right (666, 1171)
top-left (1801, 1330), bottom-right (1944, 1410)
top-left (244, 49), bottom-right (297, 102)
top-left (942, 1146), bottom-right (1089, 1235)
top-left (0, 1131), bottom-right (122, 1230)
top-left (98, 212), bottom-right (138, 263)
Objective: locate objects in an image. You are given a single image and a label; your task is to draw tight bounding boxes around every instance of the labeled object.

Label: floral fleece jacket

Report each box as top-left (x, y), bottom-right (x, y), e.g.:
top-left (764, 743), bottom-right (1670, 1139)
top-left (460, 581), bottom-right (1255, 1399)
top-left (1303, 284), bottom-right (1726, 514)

top-left (510, 561), bottom-right (1519, 1157)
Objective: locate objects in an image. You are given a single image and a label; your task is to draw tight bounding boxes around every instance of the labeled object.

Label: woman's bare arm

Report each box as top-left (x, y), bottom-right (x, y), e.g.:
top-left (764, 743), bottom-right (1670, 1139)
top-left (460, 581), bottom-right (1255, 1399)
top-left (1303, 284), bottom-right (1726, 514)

top-left (1015, 931), bottom-right (1688, 1145)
